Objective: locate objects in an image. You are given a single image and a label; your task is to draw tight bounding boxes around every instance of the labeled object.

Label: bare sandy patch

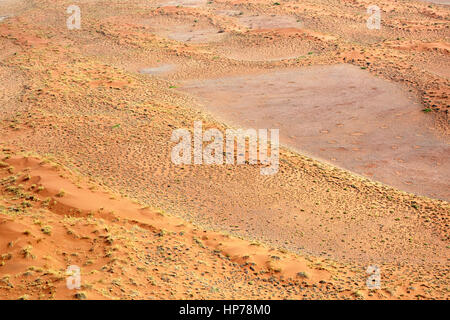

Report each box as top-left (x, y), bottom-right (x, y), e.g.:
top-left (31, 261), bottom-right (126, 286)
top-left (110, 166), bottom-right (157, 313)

top-left (0, 0), bottom-right (28, 17)
top-left (157, 0), bottom-right (207, 7)
top-left (138, 15), bottom-right (227, 43)
top-left (181, 64), bottom-right (450, 201)
top-left (139, 64), bottom-right (176, 75)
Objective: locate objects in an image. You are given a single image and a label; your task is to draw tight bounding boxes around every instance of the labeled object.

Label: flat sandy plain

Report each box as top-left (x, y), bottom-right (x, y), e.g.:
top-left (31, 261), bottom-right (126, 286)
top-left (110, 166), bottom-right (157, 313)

top-left (0, 0), bottom-right (449, 300)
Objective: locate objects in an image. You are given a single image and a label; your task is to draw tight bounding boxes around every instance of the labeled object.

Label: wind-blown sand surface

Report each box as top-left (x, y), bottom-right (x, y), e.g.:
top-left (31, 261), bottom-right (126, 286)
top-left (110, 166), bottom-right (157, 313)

top-left (0, 0), bottom-right (449, 300)
top-left (0, 151), bottom-right (355, 299)
top-left (423, 1), bottom-right (450, 5)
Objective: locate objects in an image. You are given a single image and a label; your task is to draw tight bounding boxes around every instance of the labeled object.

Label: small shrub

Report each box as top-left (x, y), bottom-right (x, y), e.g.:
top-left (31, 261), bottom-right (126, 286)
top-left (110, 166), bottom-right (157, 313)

top-left (55, 189), bottom-right (65, 197)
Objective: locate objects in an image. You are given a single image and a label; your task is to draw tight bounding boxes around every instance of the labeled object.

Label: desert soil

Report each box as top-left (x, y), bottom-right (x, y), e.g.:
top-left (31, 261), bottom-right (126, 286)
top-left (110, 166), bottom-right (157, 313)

top-left (0, 0), bottom-right (449, 300)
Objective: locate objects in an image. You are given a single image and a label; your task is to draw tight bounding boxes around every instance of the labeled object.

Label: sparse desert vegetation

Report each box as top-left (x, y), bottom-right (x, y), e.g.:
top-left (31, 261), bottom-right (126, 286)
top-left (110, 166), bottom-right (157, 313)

top-left (0, 0), bottom-right (448, 301)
